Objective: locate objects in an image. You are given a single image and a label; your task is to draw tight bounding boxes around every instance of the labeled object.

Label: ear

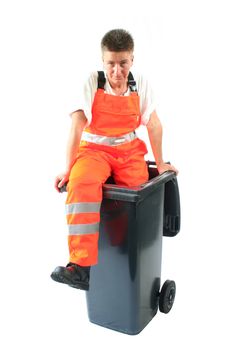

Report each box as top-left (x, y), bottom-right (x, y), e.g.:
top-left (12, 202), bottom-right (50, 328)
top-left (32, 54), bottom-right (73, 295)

top-left (102, 59), bottom-right (106, 69)
top-left (131, 54), bottom-right (134, 67)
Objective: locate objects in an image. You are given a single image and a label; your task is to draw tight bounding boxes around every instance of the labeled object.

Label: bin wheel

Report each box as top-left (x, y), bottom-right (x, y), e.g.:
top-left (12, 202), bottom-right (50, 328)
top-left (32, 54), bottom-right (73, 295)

top-left (159, 280), bottom-right (176, 314)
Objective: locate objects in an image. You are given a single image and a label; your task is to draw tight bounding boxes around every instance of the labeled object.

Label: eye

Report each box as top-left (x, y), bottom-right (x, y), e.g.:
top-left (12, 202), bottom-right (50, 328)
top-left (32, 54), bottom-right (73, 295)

top-left (120, 61), bottom-right (128, 67)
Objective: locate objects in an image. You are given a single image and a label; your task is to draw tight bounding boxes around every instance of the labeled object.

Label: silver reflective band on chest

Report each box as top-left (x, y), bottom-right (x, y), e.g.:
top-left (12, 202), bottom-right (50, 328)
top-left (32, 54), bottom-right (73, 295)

top-left (81, 131), bottom-right (137, 146)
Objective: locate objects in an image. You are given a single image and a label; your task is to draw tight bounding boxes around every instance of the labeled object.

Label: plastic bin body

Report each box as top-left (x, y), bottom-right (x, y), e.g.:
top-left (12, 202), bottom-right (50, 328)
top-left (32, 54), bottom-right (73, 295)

top-left (86, 166), bottom-right (180, 335)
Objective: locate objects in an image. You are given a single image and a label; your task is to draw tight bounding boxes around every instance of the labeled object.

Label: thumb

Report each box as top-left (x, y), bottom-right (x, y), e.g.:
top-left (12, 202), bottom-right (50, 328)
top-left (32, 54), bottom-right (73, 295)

top-left (59, 172), bottom-right (70, 187)
top-left (58, 177), bottom-right (66, 188)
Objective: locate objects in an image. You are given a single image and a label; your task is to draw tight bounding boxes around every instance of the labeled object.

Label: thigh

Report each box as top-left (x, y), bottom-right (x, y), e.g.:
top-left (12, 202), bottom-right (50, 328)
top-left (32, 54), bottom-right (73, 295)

top-left (113, 147), bottom-right (149, 187)
top-left (67, 150), bottom-right (112, 202)
top-left (69, 150), bottom-right (111, 183)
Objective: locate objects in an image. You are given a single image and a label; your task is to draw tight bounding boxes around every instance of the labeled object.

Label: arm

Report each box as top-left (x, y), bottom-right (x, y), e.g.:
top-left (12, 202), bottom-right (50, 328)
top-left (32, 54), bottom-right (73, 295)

top-left (146, 111), bottom-right (178, 174)
top-left (55, 110), bottom-right (87, 191)
top-left (65, 110), bottom-right (87, 171)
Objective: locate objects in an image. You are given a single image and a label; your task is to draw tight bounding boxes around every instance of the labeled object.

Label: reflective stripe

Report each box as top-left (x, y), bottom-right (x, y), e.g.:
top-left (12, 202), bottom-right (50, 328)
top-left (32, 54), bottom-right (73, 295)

top-left (68, 223), bottom-right (99, 235)
top-left (81, 131), bottom-right (137, 146)
top-left (66, 202), bottom-right (101, 215)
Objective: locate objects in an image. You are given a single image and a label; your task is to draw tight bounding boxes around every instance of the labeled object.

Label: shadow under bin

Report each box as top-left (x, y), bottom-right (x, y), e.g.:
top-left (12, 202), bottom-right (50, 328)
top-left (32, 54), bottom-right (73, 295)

top-left (85, 161), bottom-right (181, 335)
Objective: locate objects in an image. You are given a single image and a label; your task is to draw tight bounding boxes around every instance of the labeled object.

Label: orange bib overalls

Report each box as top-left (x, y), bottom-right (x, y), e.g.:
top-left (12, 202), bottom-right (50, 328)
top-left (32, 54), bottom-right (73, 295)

top-left (66, 72), bottom-right (149, 266)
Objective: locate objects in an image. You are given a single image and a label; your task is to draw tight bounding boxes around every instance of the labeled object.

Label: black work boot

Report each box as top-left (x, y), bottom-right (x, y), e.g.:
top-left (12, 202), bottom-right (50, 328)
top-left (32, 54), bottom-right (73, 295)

top-left (51, 263), bottom-right (90, 291)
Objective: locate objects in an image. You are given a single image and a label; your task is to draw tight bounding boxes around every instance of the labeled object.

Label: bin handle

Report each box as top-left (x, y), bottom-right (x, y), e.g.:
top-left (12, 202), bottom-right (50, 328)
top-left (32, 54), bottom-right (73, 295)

top-left (140, 169), bottom-right (177, 189)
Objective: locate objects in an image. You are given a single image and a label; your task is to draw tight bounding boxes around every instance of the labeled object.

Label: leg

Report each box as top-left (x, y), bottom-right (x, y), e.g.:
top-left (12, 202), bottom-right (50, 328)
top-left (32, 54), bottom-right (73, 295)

top-left (66, 150), bottom-right (111, 266)
top-left (101, 142), bottom-right (148, 250)
top-left (51, 150), bottom-right (111, 289)
top-left (113, 140), bottom-right (149, 186)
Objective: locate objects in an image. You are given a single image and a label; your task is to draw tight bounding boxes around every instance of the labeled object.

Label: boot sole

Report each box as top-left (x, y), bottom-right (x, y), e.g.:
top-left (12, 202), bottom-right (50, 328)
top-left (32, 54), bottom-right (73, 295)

top-left (51, 272), bottom-right (89, 291)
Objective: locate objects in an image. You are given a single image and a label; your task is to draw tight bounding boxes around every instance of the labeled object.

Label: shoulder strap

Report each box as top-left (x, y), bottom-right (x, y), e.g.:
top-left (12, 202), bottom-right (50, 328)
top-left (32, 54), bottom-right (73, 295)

top-left (128, 72), bottom-right (137, 92)
top-left (97, 71), bottom-right (106, 89)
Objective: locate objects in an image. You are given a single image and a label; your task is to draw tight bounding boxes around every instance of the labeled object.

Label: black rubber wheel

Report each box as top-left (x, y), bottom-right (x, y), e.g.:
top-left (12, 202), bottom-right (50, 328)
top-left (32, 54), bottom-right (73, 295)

top-left (159, 280), bottom-right (176, 314)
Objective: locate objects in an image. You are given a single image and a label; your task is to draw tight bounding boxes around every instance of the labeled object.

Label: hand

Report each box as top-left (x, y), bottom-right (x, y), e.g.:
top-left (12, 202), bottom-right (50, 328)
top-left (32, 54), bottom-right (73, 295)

top-left (157, 162), bottom-right (179, 175)
top-left (54, 172), bottom-right (69, 193)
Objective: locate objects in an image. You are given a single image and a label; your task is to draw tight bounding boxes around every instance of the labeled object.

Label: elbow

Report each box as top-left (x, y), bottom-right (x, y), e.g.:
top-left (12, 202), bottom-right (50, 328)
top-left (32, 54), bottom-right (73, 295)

top-left (146, 111), bottom-right (162, 133)
top-left (71, 110), bottom-right (88, 129)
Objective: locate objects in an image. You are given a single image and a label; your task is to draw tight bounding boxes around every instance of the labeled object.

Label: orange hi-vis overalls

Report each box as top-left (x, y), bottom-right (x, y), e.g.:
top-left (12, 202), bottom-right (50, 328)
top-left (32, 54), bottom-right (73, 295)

top-left (66, 71), bottom-right (149, 266)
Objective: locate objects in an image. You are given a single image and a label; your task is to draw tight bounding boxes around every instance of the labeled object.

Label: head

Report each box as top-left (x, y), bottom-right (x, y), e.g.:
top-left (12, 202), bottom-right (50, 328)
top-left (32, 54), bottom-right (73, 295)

top-left (101, 29), bottom-right (134, 86)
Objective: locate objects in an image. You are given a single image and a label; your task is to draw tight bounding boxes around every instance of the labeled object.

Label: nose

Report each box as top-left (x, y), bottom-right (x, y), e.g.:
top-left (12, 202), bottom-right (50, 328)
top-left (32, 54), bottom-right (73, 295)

top-left (113, 64), bottom-right (122, 77)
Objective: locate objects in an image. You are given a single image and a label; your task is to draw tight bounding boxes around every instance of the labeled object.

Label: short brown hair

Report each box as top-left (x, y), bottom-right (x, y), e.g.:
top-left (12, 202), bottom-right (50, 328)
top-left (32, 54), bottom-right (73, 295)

top-left (101, 29), bottom-right (134, 52)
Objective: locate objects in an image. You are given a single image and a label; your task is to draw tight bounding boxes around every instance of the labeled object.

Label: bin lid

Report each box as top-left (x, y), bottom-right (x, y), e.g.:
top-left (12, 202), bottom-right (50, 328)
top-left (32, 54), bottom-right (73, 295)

top-left (103, 171), bottom-right (177, 202)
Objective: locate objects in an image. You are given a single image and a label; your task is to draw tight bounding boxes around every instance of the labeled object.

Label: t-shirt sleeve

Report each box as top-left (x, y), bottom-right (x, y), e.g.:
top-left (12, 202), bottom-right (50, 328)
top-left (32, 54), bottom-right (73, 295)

top-left (137, 74), bottom-right (157, 125)
top-left (69, 72), bottom-right (98, 126)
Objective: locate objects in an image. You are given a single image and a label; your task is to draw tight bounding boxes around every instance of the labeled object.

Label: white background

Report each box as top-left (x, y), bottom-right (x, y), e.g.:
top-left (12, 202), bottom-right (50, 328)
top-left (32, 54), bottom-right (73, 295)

top-left (0, 0), bottom-right (233, 349)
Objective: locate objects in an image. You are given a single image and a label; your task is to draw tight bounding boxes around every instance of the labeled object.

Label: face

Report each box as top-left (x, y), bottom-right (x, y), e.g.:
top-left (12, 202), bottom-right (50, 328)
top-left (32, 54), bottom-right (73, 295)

top-left (102, 50), bottom-right (134, 87)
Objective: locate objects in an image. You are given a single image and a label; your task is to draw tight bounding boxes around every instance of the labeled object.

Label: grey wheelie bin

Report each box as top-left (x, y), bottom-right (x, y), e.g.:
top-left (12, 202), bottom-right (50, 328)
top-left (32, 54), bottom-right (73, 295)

top-left (85, 161), bottom-right (180, 335)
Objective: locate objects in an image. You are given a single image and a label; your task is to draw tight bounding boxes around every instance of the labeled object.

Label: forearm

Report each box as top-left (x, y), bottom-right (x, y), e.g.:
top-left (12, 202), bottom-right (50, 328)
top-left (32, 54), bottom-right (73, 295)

top-left (65, 110), bottom-right (87, 172)
top-left (65, 134), bottom-right (80, 172)
top-left (147, 111), bottom-right (164, 167)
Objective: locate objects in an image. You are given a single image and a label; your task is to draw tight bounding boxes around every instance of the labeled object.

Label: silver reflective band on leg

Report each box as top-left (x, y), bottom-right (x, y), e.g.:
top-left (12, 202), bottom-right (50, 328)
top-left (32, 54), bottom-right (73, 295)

top-left (68, 223), bottom-right (99, 235)
top-left (66, 202), bottom-right (101, 215)
top-left (81, 131), bottom-right (137, 146)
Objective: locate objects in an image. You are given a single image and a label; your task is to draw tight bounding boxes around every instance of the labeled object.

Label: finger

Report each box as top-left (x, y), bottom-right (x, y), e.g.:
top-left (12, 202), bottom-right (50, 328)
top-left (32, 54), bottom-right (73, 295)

top-left (58, 177), bottom-right (67, 188)
top-left (54, 178), bottom-right (62, 192)
top-left (58, 180), bottom-right (63, 188)
top-left (171, 166), bottom-right (179, 174)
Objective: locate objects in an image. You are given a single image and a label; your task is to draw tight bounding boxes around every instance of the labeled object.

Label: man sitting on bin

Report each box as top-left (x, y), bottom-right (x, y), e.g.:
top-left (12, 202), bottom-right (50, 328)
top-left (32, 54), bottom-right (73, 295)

top-left (51, 28), bottom-right (178, 291)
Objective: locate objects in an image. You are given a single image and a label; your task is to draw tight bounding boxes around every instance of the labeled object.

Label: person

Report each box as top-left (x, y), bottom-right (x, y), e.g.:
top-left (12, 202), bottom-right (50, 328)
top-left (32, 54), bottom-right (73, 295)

top-left (51, 29), bottom-right (178, 291)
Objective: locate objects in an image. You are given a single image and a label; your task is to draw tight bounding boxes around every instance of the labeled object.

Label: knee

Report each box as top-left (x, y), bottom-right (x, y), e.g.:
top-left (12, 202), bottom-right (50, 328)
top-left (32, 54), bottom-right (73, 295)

top-left (66, 177), bottom-right (103, 203)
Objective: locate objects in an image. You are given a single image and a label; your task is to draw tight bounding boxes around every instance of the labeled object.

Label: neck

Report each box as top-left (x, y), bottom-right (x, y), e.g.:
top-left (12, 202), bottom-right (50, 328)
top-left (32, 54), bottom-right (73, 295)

top-left (108, 80), bottom-right (128, 96)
